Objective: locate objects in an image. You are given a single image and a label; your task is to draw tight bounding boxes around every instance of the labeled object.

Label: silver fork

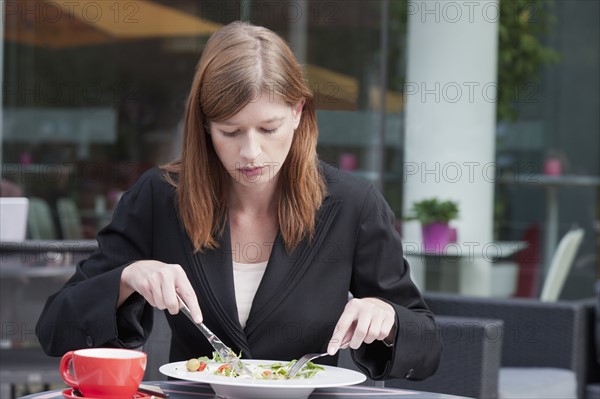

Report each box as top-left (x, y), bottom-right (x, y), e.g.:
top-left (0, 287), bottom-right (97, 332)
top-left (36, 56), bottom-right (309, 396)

top-left (175, 294), bottom-right (253, 377)
top-left (286, 341), bottom-right (351, 379)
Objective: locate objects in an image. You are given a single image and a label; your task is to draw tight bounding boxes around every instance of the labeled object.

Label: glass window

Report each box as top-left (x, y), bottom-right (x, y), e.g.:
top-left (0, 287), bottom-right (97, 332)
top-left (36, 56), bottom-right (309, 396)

top-left (493, 0), bottom-right (599, 299)
top-left (3, 0), bottom-right (596, 300)
top-left (2, 0), bottom-right (406, 239)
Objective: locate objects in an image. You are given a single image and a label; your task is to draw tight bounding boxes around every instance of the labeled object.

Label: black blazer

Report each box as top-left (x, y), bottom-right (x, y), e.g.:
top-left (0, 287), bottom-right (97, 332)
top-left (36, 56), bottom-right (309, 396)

top-left (36, 162), bottom-right (441, 381)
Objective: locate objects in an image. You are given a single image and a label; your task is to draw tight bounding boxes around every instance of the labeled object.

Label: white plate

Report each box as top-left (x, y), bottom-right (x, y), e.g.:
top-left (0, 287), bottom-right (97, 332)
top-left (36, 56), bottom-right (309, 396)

top-left (159, 359), bottom-right (366, 399)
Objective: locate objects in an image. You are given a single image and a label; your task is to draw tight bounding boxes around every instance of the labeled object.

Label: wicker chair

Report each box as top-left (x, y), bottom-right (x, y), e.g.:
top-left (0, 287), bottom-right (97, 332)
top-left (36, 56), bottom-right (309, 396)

top-left (386, 315), bottom-right (503, 398)
top-left (389, 293), bottom-right (598, 399)
top-left (584, 280), bottom-right (600, 399)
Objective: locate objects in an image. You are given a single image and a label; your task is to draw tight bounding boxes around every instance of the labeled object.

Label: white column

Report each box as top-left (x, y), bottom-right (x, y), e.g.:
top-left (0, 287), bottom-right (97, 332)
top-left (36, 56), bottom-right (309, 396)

top-left (288, 0), bottom-right (308, 65)
top-left (402, 1), bottom-right (499, 296)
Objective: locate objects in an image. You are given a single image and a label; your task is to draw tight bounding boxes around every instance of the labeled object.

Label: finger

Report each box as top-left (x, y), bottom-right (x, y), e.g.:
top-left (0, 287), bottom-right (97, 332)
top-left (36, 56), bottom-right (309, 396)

top-left (141, 285), bottom-right (157, 308)
top-left (174, 271), bottom-right (203, 324)
top-left (341, 325), bottom-right (354, 346)
top-left (124, 262), bottom-right (157, 307)
top-left (329, 314), bottom-right (355, 349)
top-left (331, 320), bottom-right (355, 351)
top-left (349, 314), bottom-right (371, 349)
top-left (177, 289), bottom-right (203, 324)
top-left (151, 278), bottom-right (167, 311)
top-left (149, 268), bottom-right (175, 312)
top-left (134, 279), bottom-right (157, 308)
top-left (162, 280), bottom-right (180, 316)
top-left (146, 297), bottom-right (157, 308)
top-left (364, 314), bottom-right (384, 344)
top-left (378, 316), bottom-right (396, 341)
top-left (328, 308), bottom-right (358, 355)
top-left (147, 267), bottom-right (177, 315)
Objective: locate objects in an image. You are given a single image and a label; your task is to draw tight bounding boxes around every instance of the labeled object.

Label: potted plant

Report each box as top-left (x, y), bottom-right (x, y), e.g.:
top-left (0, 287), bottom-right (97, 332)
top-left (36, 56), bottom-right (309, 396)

top-left (405, 198), bottom-right (459, 252)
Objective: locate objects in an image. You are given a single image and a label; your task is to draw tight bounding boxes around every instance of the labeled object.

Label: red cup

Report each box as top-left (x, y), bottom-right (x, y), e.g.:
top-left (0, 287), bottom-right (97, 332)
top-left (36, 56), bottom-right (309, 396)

top-left (60, 348), bottom-right (147, 399)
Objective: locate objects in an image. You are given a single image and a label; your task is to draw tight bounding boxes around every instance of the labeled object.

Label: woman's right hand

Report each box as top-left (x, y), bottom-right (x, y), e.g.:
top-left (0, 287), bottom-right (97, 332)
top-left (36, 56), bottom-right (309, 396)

top-left (119, 260), bottom-right (203, 323)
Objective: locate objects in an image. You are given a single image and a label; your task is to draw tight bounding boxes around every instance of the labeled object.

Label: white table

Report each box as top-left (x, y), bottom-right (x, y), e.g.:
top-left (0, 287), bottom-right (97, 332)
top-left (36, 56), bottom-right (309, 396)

top-left (501, 174), bottom-right (600, 274)
top-left (402, 241), bottom-right (527, 295)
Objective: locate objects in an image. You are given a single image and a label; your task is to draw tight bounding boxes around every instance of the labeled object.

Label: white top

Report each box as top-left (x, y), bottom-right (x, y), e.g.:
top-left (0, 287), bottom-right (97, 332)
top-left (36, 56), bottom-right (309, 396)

top-left (232, 260), bottom-right (268, 329)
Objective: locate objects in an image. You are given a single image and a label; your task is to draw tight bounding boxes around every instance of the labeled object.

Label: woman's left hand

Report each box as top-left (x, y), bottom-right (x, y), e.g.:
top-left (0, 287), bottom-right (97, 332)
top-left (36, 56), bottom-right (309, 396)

top-left (327, 297), bottom-right (396, 355)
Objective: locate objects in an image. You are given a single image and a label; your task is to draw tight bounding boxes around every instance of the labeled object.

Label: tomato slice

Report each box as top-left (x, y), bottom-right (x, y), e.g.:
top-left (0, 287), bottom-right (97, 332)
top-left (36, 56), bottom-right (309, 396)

top-left (198, 361), bottom-right (207, 372)
top-left (217, 364), bottom-right (231, 374)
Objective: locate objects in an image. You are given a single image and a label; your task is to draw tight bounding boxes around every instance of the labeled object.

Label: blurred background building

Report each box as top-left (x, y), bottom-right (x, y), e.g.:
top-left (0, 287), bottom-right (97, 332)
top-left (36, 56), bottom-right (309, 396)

top-left (2, 0), bottom-right (599, 294)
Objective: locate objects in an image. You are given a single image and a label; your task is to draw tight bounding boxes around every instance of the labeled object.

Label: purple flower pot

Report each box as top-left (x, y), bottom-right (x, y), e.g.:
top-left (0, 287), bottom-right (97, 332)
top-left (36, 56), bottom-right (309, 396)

top-left (422, 222), bottom-right (452, 252)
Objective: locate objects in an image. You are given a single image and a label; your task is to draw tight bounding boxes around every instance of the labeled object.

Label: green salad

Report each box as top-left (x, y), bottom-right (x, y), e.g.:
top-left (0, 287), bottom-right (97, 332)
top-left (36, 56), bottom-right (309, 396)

top-left (185, 352), bottom-right (325, 379)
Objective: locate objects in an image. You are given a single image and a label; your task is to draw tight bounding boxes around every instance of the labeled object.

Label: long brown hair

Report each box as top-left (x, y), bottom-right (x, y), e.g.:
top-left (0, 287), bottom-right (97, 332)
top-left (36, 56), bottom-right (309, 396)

top-left (162, 21), bottom-right (326, 253)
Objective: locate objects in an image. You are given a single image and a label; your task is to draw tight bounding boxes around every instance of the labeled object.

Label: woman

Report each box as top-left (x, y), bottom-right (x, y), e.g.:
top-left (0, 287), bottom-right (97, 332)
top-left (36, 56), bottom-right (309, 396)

top-left (36, 22), bottom-right (441, 381)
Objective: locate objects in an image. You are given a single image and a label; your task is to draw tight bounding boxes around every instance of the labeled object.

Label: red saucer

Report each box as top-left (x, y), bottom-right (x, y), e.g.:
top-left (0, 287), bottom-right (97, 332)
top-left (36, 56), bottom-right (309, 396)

top-left (62, 389), bottom-right (151, 399)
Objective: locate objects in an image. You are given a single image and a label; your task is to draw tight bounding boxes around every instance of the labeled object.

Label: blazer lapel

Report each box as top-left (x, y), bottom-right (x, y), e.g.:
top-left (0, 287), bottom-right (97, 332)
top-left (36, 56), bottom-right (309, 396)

top-left (183, 220), bottom-right (251, 355)
top-left (244, 197), bottom-right (342, 337)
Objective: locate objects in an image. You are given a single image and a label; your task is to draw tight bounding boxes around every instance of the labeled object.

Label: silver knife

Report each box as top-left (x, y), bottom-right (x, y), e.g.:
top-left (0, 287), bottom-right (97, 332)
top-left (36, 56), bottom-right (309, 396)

top-left (175, 294), bottom-right (253, 376)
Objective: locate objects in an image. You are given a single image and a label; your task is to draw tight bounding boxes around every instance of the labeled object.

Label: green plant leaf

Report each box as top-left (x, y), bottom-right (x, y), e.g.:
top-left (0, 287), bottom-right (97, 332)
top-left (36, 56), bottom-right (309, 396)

top-left (404, 198), bottom-right (459, 225)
